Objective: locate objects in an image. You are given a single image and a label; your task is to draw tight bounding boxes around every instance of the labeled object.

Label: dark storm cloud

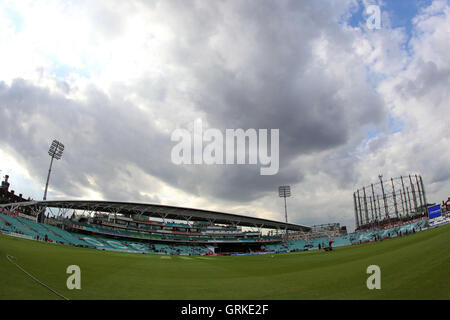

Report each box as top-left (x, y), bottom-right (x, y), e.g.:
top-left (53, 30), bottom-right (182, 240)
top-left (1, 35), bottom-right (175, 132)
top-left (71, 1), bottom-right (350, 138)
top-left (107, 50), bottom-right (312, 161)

top-left (0, 79), bottom-right (176, 202)
top-left (0, 0), bottom-right (388, 204)
top-left (131, 0), bottom-right (387, 199)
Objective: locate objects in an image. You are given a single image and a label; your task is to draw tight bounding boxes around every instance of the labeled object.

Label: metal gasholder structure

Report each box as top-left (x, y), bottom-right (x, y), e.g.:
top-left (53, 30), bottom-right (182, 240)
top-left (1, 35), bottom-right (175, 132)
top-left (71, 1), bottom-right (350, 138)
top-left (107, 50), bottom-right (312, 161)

top-left (353, 174), bottom-right (428, 230)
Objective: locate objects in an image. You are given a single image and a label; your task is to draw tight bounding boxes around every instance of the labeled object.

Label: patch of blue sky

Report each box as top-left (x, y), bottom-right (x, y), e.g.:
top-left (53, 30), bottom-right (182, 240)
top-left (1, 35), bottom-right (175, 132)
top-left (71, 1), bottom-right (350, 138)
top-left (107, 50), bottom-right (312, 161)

top-left (365, 124), bottom-right (382, 139)
top-left (383, 0), bottom-right (433, 34)
top-left (354, 123), bottom-right (382, 153)
top-left (52, 63), bottom-right (91, 79)
top-left (359, 123), bottom-right (381, 148)
top-left (345, 0), bottom-right (434, 37)
top-left (361, 114), bottom-right (403, 141)
top-left (387, 114), bottom-right (404, 134)
top-left (49, 56), bottom-right (101, 80)
top-left (365, 65), bottom-right (389, 88)
top-left (344, 1), bottom-right (435, 86)
top-left (4, 6), bottom-right (24, 33)
top-left (344, 0), bottom-right (366, 29)
top-left (354, 124), bottom-right (386, 154)
top-left (358, 114), bottom-right (403, 151)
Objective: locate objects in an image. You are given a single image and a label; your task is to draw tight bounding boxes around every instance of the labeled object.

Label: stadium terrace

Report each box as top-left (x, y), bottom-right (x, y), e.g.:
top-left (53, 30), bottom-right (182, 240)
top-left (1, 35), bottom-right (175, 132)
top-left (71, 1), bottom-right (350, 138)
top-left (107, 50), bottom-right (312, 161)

top-left (1, 174), bottom-right (447, 256)
top-left (0, 200), bottom-right (311, 255)
top-left (0, 197), bottom-right (442, 256)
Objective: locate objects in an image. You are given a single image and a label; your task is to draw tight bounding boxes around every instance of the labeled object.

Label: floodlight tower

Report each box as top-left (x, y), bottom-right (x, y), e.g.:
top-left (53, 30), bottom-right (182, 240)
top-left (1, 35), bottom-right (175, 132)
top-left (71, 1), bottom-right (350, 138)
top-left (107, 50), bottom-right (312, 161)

top-left (43, 139), bottom-right (64, 201)
top-left (279, 185), bottom-right (291, 223)
top-left (279, 186), bottom-right (291, 239)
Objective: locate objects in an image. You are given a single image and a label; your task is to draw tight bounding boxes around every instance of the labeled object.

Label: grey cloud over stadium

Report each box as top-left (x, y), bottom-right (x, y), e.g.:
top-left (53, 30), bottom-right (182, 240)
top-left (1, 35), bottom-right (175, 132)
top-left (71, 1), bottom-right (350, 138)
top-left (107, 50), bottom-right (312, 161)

top-left (0, 0), bottom-right (449, 231)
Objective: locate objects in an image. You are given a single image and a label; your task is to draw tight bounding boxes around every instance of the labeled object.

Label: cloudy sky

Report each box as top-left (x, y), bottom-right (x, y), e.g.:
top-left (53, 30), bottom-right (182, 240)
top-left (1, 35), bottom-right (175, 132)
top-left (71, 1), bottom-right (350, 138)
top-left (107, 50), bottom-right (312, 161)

top-left (0, 0), bottom-right (449, 231)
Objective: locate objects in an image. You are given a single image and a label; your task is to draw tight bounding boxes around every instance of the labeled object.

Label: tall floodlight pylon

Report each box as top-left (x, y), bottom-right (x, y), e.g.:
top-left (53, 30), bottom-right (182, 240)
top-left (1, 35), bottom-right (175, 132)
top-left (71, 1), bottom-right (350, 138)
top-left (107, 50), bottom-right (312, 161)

top-left (43, 139), bottom-right (64, 201)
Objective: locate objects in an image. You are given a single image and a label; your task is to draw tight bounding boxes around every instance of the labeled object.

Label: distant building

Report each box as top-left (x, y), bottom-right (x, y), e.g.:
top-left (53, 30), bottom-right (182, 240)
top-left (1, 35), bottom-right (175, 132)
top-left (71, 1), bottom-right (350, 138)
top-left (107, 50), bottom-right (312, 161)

top-left (0, 174), bottom-right (30, 204)
top-left (311, 223), bottom-right (347, 237)
top-left (442, 197), bottom-right (450, 213)
top-left (1, 175), bottom-right (10, 190)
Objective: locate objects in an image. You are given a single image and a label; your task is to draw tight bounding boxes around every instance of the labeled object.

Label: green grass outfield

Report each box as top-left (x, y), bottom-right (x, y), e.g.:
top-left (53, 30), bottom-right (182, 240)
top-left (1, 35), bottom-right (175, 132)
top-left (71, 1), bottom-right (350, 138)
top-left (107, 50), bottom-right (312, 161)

top-left (0, 223), bottom-right (449, 300)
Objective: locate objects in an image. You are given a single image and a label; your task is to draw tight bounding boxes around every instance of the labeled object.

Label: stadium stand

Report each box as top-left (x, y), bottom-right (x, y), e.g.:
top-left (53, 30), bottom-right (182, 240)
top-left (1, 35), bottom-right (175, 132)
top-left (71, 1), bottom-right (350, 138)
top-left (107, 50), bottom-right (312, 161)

top-left (0, 206), bottom-right (439, 256)
top-left (0, 211), bottom-right (214, 255)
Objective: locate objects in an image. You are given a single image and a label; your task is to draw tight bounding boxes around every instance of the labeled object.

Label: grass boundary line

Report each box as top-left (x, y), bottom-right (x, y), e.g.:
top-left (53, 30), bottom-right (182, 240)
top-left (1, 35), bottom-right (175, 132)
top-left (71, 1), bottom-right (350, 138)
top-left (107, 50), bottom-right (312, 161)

top-left (6, 254), bottom-right (69, 301)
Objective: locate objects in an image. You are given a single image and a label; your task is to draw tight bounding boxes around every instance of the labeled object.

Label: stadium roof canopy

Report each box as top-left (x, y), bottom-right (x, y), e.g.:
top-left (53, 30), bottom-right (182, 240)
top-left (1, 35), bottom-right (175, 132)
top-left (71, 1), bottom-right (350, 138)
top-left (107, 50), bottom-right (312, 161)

top-left (0, 200), bottom-right (311, 232)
